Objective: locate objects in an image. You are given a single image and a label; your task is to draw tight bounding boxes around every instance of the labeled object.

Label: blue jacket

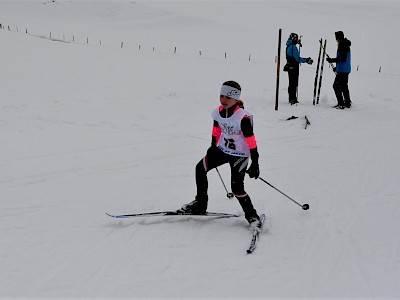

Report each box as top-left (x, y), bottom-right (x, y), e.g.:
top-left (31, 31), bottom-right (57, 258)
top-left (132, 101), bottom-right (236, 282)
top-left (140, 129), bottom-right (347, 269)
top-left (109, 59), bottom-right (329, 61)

top-left (333, 38), bottom-right (351, 73)
top-left (286, 37), bottom-right (307, 65)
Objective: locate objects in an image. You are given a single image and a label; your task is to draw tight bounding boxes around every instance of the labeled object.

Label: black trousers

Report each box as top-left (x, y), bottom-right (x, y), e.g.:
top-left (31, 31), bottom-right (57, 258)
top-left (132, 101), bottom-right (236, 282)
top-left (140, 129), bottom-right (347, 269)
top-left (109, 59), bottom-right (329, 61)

top-left (288, 67), bottom-right (299, 101)
top-left (196, 146), bottom-right (249, 196)
top-left (195, 146), bottom-right (258, 221)
top-left (333, 72), bottom-right (350, 105)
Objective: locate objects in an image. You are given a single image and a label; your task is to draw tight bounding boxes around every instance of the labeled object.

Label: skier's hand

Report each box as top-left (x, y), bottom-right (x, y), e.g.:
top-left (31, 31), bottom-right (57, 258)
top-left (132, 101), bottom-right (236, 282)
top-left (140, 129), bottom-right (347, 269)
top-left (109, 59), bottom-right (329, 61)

top-left (333, 67), bottom-right (336, 72)
top-left (326, 57), bottom-right (333, 63)
top-left (246, 163), bottom-right (260, 179)
top-left (306, 57), bottom-right (313, 65)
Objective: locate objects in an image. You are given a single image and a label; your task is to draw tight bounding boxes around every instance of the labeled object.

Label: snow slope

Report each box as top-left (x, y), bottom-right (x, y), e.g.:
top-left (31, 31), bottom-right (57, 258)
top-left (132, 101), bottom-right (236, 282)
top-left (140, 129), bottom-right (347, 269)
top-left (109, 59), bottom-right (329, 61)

top-left (1, 1), bottom-right (400, 298)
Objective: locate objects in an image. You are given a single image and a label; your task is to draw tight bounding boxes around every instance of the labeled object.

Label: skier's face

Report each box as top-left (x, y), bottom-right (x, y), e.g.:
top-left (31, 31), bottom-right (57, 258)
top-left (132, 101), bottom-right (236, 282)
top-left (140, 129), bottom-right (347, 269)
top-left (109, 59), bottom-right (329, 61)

top-left (220, 95), bottom-right (238, 109)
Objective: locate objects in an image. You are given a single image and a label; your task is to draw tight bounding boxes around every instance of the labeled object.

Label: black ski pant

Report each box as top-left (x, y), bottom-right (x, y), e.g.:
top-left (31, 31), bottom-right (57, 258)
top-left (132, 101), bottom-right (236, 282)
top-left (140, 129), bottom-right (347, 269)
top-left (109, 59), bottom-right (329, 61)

top-left (288, 67), bottom-right (299, 102)
top-left (195, 146), bottom-right (258, 221)
top-left (333, 72), bottom-right (350, 105)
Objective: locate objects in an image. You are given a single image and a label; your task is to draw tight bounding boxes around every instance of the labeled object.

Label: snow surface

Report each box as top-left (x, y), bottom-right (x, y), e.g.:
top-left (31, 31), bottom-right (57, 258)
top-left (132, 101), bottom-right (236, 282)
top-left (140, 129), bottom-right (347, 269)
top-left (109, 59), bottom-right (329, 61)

top-left (1, 0), bottom-right (400, 299)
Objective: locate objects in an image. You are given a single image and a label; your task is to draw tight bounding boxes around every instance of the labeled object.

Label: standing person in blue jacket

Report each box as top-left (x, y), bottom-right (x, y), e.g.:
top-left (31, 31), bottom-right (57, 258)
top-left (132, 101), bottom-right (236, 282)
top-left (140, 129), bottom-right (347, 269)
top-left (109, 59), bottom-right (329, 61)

top-left (327, 31), bottom-right (352, 109)
top-left (285, 33), bottom-right (313, 105)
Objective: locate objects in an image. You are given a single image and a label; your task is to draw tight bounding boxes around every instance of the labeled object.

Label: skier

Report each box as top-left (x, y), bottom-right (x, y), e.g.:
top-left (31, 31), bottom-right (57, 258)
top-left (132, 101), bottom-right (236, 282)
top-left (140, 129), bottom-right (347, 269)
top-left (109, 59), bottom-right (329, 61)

top-left (180, 81), bottom-right (262, 231)
top-left (327, 31), bottom-right (352, 109)
top-left (285, 33), bottom-right (313, 105)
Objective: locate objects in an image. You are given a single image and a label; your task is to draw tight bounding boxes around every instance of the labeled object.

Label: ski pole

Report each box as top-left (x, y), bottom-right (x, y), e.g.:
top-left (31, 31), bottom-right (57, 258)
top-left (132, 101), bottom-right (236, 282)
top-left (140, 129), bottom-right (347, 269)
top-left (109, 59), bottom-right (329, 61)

top-left (258, 176), bottom-right (309, 210)
top-left (275, 28), bottom-right (282, 111)
top-left (319, 40), bottom-right (337, 75)
top-left (296, 35), bottom-right (303, 101)
top-left (325, 52), bottom-right (337, 74)
top-left (215, 167), bottom-right (234, 198)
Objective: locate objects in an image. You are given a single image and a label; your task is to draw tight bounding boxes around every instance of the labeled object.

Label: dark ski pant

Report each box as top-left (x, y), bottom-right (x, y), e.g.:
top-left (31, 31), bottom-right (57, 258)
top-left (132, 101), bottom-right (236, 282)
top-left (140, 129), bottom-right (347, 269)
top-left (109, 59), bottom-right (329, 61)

top-left (333, 72), bottom-right (350, 105)
top-left (196, 146), bottom-right (258, 222)
top-left (288, 68), bottom-right (299, 102)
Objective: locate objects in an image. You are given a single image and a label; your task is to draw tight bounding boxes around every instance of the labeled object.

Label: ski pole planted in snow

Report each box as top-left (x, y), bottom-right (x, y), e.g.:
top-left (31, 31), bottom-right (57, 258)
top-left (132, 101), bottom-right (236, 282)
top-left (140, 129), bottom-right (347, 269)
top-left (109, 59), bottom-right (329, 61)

top-left (215, 167), bottom-right (234, 198)
top-left (275, 28), bottom-right (282, 111)
top-left (296, 35), bottom-right (303, 101)
top-left (258, 177), bottom-right (309, 210)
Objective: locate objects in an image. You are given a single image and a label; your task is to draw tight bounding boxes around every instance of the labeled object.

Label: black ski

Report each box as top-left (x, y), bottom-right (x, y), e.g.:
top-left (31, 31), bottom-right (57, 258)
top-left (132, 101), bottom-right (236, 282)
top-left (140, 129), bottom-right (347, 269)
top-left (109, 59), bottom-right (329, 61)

top-left (246, 213), bottom-right (266, 254)
top-left (106, 210), bottom-right (239, 219)
top-left (316, 39), bottom-right (327, 105)
top-left (313, 39), bottom-right (323, 105)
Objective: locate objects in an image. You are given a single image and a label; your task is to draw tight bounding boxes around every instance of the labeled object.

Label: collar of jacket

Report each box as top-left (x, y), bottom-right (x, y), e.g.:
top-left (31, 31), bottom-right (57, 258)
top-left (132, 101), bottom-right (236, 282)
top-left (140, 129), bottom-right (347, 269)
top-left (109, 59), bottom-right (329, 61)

top-left (220, 103), bottom-right (240, 118)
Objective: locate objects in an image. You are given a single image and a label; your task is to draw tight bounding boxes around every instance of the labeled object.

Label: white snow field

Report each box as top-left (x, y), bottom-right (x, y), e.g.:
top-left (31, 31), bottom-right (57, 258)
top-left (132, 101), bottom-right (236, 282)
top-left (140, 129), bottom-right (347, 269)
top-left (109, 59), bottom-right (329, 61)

top-left (1, 1), bottom-right (400, 299)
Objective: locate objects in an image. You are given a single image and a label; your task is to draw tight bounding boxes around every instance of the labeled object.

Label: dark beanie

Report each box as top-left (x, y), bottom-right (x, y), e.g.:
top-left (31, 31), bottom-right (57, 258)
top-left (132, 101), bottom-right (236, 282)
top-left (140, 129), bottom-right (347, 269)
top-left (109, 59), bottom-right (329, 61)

top-left (335, 31), bottom-right (344, 40)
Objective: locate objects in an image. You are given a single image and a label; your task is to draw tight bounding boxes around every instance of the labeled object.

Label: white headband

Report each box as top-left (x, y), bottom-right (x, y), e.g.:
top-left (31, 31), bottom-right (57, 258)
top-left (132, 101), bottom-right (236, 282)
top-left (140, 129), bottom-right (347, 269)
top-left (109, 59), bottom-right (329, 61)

top-left (220, 85), bottom-right (241, 100)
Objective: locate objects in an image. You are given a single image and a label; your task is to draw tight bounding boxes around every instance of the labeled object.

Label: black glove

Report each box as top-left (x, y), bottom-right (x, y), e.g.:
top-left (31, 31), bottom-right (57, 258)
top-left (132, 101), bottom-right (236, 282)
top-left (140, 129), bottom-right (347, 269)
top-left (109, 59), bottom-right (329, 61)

top-left (306, 57), bottom-right (313, 65)
top-left (246, 162), bottom-right (260, 179)
top-left (326, 57), bottom-right (333, 63)
top-left (333, 67), bottom-right (336, 72)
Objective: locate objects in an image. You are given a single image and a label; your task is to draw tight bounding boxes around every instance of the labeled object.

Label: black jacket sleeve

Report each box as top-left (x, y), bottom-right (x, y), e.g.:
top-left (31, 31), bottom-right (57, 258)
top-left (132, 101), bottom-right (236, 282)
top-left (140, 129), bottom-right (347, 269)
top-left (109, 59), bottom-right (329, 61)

top-left (241, 117), bottom-right (259, 164)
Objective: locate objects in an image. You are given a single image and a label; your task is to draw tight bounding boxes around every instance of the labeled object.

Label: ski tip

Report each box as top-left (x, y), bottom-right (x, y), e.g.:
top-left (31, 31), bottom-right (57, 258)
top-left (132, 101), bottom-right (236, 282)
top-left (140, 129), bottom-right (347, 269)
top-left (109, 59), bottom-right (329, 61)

top-left (106, 213), bottom-right (117, 218)
top-left (106, 213), bottom-right (125, 218)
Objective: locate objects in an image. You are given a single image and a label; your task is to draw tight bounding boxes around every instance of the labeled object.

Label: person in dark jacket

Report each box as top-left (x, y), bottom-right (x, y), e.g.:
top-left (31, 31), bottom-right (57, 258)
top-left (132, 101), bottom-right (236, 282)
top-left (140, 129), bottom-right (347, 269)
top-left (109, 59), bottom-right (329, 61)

top-left (327, 31), bottom-right (352, 109)
top-left (285, 33), bottom-right (313, 105)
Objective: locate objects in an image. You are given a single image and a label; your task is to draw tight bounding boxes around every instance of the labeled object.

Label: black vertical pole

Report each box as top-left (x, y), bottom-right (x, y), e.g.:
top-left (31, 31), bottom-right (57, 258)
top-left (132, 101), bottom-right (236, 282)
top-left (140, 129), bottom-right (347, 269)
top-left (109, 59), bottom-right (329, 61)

top-left (296, 35), bottom-right (302, 102)
top-left (275, 28), bottom-right (282, 111)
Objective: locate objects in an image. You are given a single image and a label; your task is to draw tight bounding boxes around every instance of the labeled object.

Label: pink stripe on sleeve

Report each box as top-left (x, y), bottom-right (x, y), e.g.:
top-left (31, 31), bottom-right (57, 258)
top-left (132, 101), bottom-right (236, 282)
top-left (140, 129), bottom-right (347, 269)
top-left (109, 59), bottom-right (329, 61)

top-left (212, 126), bottom-right (222, 144)
top-left (245, 135), bottom-right (257, 149)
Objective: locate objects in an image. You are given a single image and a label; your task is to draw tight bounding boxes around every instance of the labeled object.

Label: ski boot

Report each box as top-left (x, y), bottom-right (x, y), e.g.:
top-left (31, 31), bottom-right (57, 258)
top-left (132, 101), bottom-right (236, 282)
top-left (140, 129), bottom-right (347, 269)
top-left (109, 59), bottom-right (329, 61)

top-left (248, 215), bottom-right (262, 233)
top-left (344, 99), bottom-right (352, 108)
top-left (180, 195), bottom-right (208, 215)
top-left (332, 104), bottom-right (345, 109)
